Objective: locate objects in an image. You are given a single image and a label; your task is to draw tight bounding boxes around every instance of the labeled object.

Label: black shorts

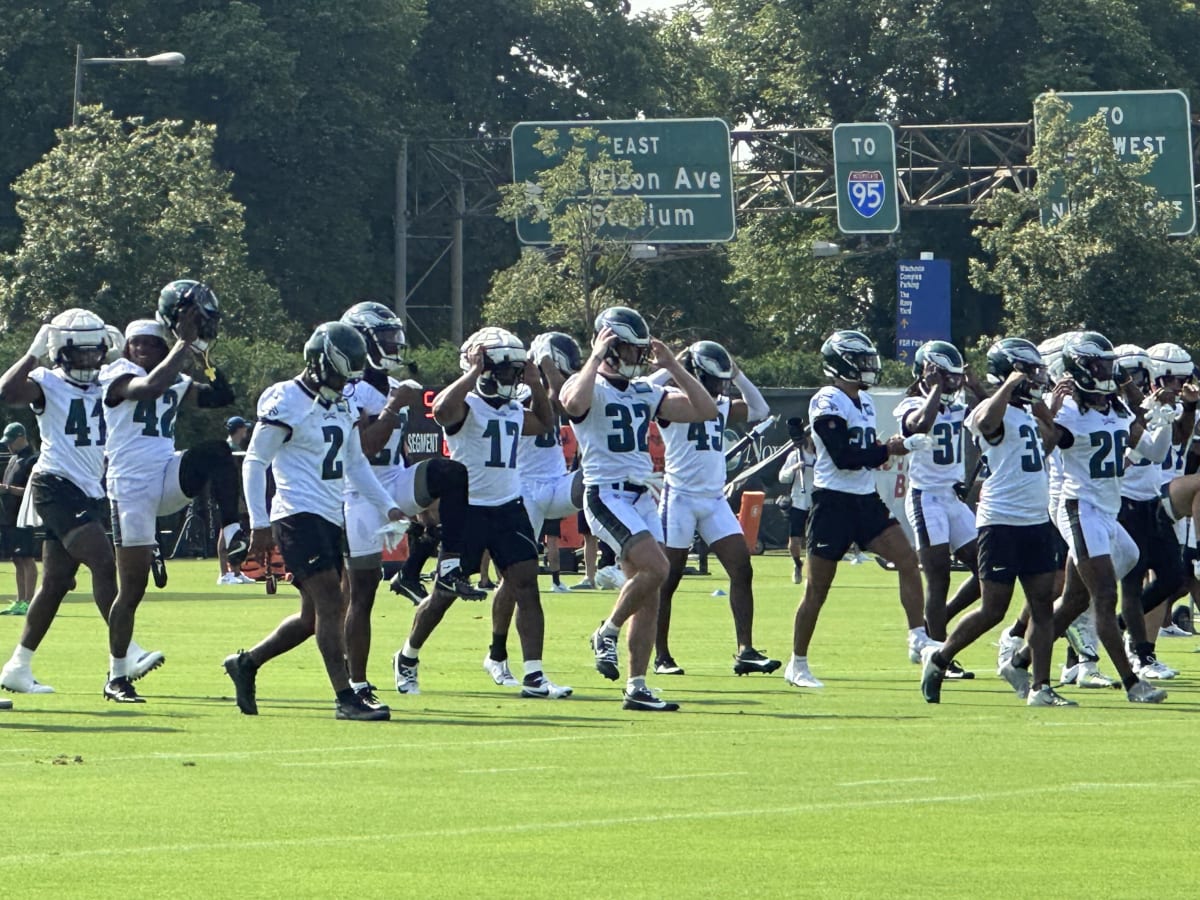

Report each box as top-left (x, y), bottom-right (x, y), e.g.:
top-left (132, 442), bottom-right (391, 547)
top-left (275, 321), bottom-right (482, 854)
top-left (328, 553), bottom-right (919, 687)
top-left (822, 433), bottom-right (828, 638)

top-left (1118, 497), bottom-right (1184, 589)
top-left (31, 472), bottom-right (106, 544)
top-left (539, 517), bottom-right (561, 540)
top-left (463, 499), bottom-right (539, 575)
top-left (806, 489), bottom-right (895, 561)
top-left (273, 512), bottom-right (344, 584)
top-left (576, 509), bottom-right (592, 536)
top-left (1, 525), bottom-right (34, 558)
top-left (788, 507), bottom-right (809, 539)
top-left (977, 522), bottom-right (1059, 584)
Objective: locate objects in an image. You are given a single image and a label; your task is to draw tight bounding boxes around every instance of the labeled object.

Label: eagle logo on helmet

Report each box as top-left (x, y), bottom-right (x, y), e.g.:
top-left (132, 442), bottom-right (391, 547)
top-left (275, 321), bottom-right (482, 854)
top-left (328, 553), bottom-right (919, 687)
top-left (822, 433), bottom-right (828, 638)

top-left (341, 301), bottom-right (407, 372)
top-left (1062, 331), bottom-right (1118, 396)
top-left (47, 308), bottom-right (113, 385)
top-left (986, 337), bottom-right (1048, 401)
top-left (821, 330), bottom-right (880, 387)
top-left (594, 306), bottom-right (652, 379)
top-left (157, 280), bottom-right (220, 351)
top-left (304, 322), bottom-right (367, 403)
top-left (912, 340), bottom-right (964, 402)
top-left (461, 327), bottom-right (527, 400)
top-left (529, 332), bottom-right (583, 377)
top-left (682, 340), bottom-right (734, 397)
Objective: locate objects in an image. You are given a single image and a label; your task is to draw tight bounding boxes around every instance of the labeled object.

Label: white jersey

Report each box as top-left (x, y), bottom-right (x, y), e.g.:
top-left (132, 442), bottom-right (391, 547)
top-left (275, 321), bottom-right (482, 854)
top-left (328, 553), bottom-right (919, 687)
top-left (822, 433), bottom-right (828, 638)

top-left (566, 373), bottom-right (666, 487)
top-left (967, 403), bottom-right (1049, 527)
top-left (256, 378), bottom-right (360, 525)
top-left (809, 386), bottom-right (878, 495)
top-left (659, 392), bottom-right (729, 496)
top-left (779, 447), bottom-right (815, 510)
top-left (99, 358), bottom-right (192, 481)
top-left (894, 395), bottom-right (966, 491)
top-left (1160, 407), bottom-right (1189, 485)
top-left (445, 393), bottom-right (525, 505)
top-left (1045, 447), bottom-right (1065, 519)
top-left (1054, 396), bottom-right (1133, 516)
top-left (1123, 421), bottom-right (1173, 502)
top-left (28, 367), bottom-right (107, 499)
top-left (517, 404), bottom-right (568, 483)
top-left (346, 377), bottom-right (408, 491)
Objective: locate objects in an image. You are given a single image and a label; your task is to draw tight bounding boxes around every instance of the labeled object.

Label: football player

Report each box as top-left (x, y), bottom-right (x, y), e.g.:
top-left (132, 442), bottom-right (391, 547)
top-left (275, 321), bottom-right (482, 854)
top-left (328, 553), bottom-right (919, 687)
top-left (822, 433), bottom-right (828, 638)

top-left (894, 340), bottom-right (983, 677)
top-left (0, 311), bottom-right (161, 695)
top-left (921, 338), bottom-right (1068, 704)
top-left (395, 327), bottom-right (571, 699)
top-left (561, 306), bottom-right (717, 712)
top-left (224, 323), bottom-right (403, 720)
top-left (338, 301), bottom-right (478, 707)
top-left (100, 281), bottom-right (244, 703)
top-left (785, 330), bottom-right (929, 690)
top-left (648, 340), bottom-right (780, 676)
top-left (1002, 333), bottom-right (1166, 703)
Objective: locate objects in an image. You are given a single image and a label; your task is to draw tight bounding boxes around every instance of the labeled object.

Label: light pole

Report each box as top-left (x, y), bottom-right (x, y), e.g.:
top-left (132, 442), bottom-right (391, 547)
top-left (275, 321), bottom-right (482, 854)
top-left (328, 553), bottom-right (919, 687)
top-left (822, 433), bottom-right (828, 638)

top-left (72, 43), bottom-right (185, 126)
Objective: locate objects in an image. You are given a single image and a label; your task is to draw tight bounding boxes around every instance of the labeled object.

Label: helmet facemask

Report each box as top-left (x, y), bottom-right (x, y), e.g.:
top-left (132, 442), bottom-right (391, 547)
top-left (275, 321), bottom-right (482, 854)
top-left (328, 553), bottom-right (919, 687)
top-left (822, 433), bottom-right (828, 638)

top-left (1013, 360), bottom-right (1050, 400)
top-left (477, 357), bottom-right (525, 400)
top-left (366, 324), bottom-right (406, 372)
top-left (58, 343), bottom-right (106, 385)
top-left (605, 340), bottom-right (652, 379)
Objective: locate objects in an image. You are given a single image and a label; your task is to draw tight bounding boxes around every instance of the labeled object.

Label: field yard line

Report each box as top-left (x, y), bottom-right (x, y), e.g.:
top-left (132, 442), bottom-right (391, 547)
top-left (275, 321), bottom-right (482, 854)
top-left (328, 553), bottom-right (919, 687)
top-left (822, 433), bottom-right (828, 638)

top-left (0, 781), bottom-right (1192, 866)
top-left (278, 759), bottom-right (391, 767)
top-left (837, 777), bottom-right (937, 787)
top-left (652, 771), bottom-right (749, 780)
top-left (459, 765), bottom-right (562, 774)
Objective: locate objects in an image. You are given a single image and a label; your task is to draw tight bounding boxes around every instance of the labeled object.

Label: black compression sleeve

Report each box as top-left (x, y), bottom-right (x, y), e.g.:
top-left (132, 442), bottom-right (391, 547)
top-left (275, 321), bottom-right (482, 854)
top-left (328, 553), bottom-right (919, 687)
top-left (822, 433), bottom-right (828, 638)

top-left (812, 416), bottom-right (889, 470)
top-left (196, 368), bottom-right (236, 408)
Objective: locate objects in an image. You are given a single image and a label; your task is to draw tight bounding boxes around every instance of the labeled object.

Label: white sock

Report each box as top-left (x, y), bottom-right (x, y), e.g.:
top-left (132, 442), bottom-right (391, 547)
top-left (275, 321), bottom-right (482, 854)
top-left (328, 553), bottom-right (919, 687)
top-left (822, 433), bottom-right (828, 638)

top-left (221, 523), bottom-right (241, 544)
top-left (350, 680), bottom-right (369, 692)
top-left (909, 626), bottom-right (929, 642)
top-left (438, 557), bottom-right (460, 576)
top-left (401, 640), bottom-right (419, 660)
top-left (790, 654), bottom-right (807, 667)
top-left (12, 645), bottom-right (33, 667)
top-left (627, 676), bottom-right (646, 692)
top-left (523, 659), bottom-right (542, 678)
top-left (110, 656), bottom-right (127, 679)
top-left (600, 620), bottom-right (620, 639)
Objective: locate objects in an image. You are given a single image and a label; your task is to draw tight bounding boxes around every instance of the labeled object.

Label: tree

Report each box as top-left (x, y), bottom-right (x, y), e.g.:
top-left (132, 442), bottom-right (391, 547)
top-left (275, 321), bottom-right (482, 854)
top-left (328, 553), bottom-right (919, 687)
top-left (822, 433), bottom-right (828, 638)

top-left (0, 107), bottom-right (283, 338)
top-left (970, 94), bottom-right (1200, 346)
top-left (489, 126), bottom-right (647, 337)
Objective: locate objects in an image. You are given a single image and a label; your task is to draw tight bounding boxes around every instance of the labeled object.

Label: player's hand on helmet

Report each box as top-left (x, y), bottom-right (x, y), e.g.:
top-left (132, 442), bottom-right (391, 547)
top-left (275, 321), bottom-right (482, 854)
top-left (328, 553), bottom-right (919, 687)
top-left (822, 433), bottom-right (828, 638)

top-left (388, 381), bottom-right (423, 410)
top-left (27, 324), bottom-right (53, 360)
top-left (591, 326), bottom-right (617, 359)
top-left (1180, 382), bottom-right (1200, 404)
top-left (174, 304), bottom-right (202, 344)
top-left (886, 434), bottom-right (910, 456)
top-left (464, 343), bottom-right (484, 372)
top-left (650, 338), bottom-right (675, 367)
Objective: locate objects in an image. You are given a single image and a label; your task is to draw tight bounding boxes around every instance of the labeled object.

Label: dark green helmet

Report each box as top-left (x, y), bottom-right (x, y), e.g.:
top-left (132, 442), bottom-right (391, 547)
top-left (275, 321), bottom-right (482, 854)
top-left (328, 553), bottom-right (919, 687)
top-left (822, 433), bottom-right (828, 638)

top-left (986, 337), bottom-right (1048, 400)
top-left (682, 340), bottom-right (734, 397)
top-left (157, 280), bottom-right (220, 350)
top-left (821, 330), bottom-right (880, 387)
top-left (913, 340), bottom-right (964, 400)
top-left (304, 322), bottom-right (366, 402)
top-left (340, 301), bottom-right (406, 371)
top-left (1062, 331), bottom-right (1117, 395)
top-left (595, 306), bottom-right (652, 378)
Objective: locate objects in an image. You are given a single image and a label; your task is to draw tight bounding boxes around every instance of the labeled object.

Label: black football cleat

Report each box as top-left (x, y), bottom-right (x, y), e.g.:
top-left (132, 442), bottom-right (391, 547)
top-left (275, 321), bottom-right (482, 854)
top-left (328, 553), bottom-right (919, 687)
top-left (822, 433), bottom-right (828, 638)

top-left (733, 648), bottom-right (782, 676)
top-left (103, 677), bottom-right (145, 703)
top-left (223, 651), bottom-right (258, 715)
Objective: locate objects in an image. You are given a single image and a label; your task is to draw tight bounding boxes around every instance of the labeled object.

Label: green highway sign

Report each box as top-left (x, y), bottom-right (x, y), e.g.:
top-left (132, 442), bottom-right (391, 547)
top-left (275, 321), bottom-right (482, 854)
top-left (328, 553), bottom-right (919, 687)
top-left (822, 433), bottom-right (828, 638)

top-left (510, 118), bottom-right (735, 244)
top-left (1037, 89), bottom-right (1195, 236)
top-left (833, 123), bottom-right (900, 234)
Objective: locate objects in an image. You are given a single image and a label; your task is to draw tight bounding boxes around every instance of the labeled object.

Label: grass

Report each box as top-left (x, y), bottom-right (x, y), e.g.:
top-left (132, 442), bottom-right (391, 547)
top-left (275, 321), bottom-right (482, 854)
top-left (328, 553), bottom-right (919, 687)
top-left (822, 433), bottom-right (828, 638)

top-left (2, 554), bottom-right (1198, 898)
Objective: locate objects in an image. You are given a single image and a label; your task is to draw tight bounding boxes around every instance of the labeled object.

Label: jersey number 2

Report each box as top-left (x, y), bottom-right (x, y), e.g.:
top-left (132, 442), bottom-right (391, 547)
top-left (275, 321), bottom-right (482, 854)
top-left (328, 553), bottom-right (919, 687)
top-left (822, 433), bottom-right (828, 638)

top-left (321, 426), bottom-right (344, 480)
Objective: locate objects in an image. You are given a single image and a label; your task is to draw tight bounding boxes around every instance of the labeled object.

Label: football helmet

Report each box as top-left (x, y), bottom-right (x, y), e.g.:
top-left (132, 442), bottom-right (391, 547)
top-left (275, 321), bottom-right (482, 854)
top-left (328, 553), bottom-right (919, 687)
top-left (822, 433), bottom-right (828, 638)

top-left (821, 330), bottom-right (880, 387)
top-left (1146, 342), bottom-right (1194, 388)
top-left (1062, 331), bottom-right (1117, 395)
top-left (460, 327), bottom-right (527, 400)
top-left (304, 322), bottom-right (366, 402)
top-left (1036, 332), bottom-right (1079, 382)
top-left (595, 306), bottom-right (652, 379)
top-left (157, 280), bottom-right (220, 351)
top-left (47, 309), bottom-right (111, 384)
top-left (341, 301), bottom-right (406, 372)
top-left (682, 340), bottom-right (734, 397)
top-left (912, 340), bottom-right (964, 401)
top-left (986, 337), bottom-right (1049, 400)
top-left (1113, 344), bottom-right (1151, 393)
top-left (530, 332), bottom-right (583, 377)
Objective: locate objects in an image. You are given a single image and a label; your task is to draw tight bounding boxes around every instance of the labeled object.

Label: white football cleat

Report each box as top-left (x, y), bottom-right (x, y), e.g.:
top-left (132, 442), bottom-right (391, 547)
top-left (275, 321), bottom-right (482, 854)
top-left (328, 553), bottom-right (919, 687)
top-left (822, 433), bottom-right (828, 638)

top-left (0, 661), bottom-right (54, 694)
top-left (217, 572), bottom-right (240, 585)
top-left (783, 658), bottom-right (824, 689)
top-left (1074, 660), bottom-right (1116, 688)
top-left (1127, 679), bottom-right (1168, 703)
top-left (520, 675), bottom-right (573, 699)
top-left (996, 628), bottom-right (1023, 675)
top-left (483, 654), bottom-right (520, 687)
top-left (129, 650), bottom-right (165, 682)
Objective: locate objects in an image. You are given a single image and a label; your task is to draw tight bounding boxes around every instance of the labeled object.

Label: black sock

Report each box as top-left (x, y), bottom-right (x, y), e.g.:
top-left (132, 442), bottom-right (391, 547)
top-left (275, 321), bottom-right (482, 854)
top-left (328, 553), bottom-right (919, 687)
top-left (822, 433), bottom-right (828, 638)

top-left (1032, 681), bottom-right (1049, 691)
top-left (1010, 619), bottom-right (1028, 639)
top-left (1135, 641), bottom-right (1156, 663)
top-left (336, 688), bottom-right (356, 703)
top-left (1012, 647), bottom-right (1031, 670)
top-left (398, 653), bottom-right (418, 667)
top-left (1066, 647), bottom-right (1079, 667)
top-left (931, 650), bottom-right (950, 670)
top-left (489, 634), bottom-right (507, 661)
top-left (551, 571), bottom-right (561, 585)
top-left (1122, 673), bottom-right (1140, 690)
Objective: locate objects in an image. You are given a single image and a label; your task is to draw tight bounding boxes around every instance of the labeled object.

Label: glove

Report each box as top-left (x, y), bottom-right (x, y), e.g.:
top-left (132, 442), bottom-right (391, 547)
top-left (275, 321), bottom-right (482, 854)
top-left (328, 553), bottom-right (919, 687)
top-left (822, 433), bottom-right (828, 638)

top-left (28, 324), bottom-right (53, 360)
top-left (528, 334), bottom-right (552, 367)
top-left (393, 378), bottom-right (423, 392)
top-left (375, 519), bottom-right (411, 552)
top-left (902, 434), bottom-right (933, 452)
top-left (1143, 401), bottom-right (1178, 429)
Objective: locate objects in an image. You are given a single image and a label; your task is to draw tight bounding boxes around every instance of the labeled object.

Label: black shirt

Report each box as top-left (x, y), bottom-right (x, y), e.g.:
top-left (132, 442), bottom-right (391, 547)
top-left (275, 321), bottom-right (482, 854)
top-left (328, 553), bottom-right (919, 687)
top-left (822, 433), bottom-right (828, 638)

top-left (1, 445), bottom-right (36, 526)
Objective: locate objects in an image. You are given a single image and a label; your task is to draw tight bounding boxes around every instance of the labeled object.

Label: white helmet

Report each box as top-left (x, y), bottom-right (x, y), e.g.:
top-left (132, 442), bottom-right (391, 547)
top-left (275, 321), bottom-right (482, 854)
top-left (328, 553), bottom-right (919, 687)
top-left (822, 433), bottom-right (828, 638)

top-left (1036, 331), bottom-right (1079, 382)
top-left (1113, 344), bottom-right (1151, 392)
top-left (47, 309), bottom-right (111, 384)
top-left (1146, 342), bottom-right (1194, 386)
top-left (460, 327), bottom-right (527, 400)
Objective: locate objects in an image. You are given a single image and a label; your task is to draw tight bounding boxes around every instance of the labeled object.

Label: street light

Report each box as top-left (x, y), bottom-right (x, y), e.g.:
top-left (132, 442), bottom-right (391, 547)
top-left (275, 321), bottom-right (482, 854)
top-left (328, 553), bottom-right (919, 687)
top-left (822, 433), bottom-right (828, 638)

top-left (72, 43), bottom-right (185, 126)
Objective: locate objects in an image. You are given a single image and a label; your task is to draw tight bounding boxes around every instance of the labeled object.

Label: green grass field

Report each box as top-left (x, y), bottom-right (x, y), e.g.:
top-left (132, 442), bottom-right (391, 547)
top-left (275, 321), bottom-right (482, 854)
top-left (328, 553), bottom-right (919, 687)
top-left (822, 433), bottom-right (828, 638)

top-left (2, 555), bottom-right (1198, 898)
